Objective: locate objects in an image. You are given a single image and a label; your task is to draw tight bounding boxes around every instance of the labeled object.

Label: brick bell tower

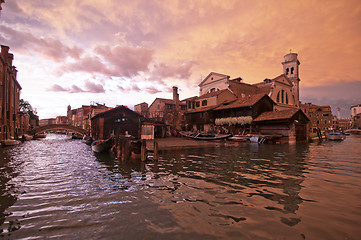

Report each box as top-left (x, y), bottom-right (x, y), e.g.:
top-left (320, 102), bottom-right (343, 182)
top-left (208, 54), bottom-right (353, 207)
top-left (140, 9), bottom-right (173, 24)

top-left (282, 52), bottom-right (300, 106)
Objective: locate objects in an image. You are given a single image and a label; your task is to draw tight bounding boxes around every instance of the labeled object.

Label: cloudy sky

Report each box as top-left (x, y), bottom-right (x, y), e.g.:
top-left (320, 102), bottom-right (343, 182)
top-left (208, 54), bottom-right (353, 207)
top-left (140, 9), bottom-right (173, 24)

top-left (1, 0), bottom-right (360, 119)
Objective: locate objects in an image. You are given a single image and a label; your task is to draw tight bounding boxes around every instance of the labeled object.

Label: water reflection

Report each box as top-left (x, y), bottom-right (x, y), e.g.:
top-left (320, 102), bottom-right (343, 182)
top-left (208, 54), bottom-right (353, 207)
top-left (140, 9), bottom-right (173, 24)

top-left (1, 135), bottom-right (361, 239)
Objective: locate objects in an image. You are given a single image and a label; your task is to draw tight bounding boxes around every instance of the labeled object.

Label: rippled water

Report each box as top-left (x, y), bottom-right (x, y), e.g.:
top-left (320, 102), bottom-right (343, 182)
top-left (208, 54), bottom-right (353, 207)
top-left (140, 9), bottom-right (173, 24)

top-left (0, 134), bottom-right (361, 239)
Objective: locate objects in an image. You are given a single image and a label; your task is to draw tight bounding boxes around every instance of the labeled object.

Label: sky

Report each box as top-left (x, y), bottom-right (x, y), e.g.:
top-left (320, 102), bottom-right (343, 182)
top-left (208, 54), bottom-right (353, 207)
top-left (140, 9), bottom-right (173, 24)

top-left (1, 0), bottom-right (360, 119)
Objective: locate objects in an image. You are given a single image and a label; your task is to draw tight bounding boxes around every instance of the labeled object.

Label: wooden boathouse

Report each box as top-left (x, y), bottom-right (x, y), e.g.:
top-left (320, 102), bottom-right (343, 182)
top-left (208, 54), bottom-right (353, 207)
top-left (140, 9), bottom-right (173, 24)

top-left (91, 105), bottom-right (144, 140)
top-left (253, 109), bottom-right (309, 144)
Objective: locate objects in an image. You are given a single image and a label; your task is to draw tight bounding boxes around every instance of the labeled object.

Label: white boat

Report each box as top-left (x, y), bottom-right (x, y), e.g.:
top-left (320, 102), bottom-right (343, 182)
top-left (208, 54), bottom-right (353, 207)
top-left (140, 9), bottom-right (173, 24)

top-left (1, 139), bottom-right (21, 146)
top-left (249, 135), bottom-right (266, 143)
top-left (326, 132), bottom-right (346, 141)
top-left (91, 137), bottom-right (113, 153)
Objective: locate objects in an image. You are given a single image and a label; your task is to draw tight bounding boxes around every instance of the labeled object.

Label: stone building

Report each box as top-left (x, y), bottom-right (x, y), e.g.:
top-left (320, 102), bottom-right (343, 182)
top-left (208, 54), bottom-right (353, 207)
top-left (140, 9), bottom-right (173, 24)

top-left (300, 103), bottom-right (332, 132)
top-left (134, 102), bottom-right (149, 118)
top-left (197, 53), bottom-right (301, 111)
top-left (148, 87), bottom-right (186, 130)
top-left (0, 45), bottom-right (22, 141)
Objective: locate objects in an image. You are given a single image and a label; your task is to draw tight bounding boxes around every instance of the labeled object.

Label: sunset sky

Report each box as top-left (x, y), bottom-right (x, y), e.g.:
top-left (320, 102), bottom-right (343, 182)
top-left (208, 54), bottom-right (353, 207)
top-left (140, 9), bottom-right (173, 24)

top-left (1, 0), bottom-right (360, 119)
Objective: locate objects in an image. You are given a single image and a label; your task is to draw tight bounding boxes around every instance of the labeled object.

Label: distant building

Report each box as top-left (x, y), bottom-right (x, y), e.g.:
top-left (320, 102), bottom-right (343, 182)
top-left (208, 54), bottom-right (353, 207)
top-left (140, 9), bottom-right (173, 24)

top-left (300, 103), bottom-right (332, 132)
top-left (148, 87), bottom-right (186, 130)
top-left (134, 102), bottom-right (149, 118)
top-left (67, 103), bottom-right (109, 133)
top-left (39, 118), bottom-right (56, 126)
top-left (56, 116), bottom-right (68, 124)
top-left (353, 113), bottom-right (361, 129)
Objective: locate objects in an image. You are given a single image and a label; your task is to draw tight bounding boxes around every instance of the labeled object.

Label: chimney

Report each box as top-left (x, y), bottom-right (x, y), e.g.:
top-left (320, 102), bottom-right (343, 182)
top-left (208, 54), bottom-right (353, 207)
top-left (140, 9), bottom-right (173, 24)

top-left (7, 53), bottom-right (13, 66)
top-left (173, 86), bottom-right (179, 104)
top-left (1, 45), bottom-right (9, 59)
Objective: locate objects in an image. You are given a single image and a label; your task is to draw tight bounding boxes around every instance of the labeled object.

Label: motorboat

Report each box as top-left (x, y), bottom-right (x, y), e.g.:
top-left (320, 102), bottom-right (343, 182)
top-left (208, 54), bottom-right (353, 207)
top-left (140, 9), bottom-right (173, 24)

top-left (326, 132), bottom-right (346, 141)
top-left (249, 135), bottom-right (266, 143)
top-left (91, 137), bottom-right (113, 153)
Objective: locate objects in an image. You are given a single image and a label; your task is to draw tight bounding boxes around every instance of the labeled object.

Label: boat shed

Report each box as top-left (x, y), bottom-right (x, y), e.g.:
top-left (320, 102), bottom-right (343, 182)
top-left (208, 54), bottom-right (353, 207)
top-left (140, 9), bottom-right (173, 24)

top-left (253, 109), bottom-right (309, 144)
top-left (91, 105), bottom-right (144, 140)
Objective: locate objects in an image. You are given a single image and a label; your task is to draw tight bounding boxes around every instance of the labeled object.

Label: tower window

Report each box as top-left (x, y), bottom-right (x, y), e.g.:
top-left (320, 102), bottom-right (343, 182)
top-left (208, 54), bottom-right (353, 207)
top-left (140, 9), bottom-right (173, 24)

top-left (276, 91), bottom-right (280, 102)
top-left (286, 68), bottom-right (289, 75)
top-left (291, 67), bottom-right (294, 74)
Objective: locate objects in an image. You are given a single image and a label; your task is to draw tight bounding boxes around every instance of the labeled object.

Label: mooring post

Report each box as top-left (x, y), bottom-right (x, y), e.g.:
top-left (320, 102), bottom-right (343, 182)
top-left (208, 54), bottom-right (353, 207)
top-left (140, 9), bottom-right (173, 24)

top-left (121, 138), bottom-right (126, 161)
top-left (141, 139), bottom-right (147, 161)
top-left (154, 140), bottom-right (159, 161)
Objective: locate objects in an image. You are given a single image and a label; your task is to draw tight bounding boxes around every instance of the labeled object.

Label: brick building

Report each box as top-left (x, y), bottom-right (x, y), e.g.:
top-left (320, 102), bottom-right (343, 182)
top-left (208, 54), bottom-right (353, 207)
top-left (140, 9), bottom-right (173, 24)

top-left (300, 103), bottom-right (332, 132)
top-left (0, 45), bottom-right (23, 141)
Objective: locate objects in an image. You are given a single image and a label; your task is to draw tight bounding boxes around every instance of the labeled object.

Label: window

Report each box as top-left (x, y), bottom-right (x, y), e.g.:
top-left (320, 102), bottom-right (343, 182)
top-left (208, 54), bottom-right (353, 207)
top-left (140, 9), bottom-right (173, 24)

top-left (277, 91), bottom-right (280, 102)
top-left (291, 67), bottom-right (294, 74)
top-left (281, 90), bottom-right (284, 103)
top-left (202, 100), bottom-right (207, 106)
top-left (285, 93), bottom-right (289, 104)
top-left (188, 102), bottom-right (192, 109)
top-left (323, 113), bottom-right (329, 116)
top-left (196, 101), bottom-right (200, 107)
top-left (286, 68), bottom-right (289, 75)
top-left (324, 120), bottom-right (327, 124)
top-left (210, 88), bottom-right (216, 92)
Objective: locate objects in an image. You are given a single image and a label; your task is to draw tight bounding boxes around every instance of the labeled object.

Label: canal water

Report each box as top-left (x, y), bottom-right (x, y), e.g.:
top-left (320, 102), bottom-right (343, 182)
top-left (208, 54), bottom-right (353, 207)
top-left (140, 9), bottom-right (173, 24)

top-left (0, 134), bottom-right (360, 239)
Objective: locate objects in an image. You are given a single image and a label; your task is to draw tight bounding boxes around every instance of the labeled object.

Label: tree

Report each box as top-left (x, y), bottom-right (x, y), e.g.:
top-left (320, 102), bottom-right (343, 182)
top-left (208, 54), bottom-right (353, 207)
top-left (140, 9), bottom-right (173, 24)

top-left (19, 99), bottom-right (37, 118)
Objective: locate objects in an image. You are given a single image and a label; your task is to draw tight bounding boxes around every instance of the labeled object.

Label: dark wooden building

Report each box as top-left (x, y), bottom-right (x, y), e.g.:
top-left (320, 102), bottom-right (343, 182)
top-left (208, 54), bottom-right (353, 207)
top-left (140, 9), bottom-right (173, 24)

top-left (253, 109), bottom-right (309, 144)
top-left (91, 105), bottom-right (144, 140)
top-left (185, 93), bottom-right (275, 133)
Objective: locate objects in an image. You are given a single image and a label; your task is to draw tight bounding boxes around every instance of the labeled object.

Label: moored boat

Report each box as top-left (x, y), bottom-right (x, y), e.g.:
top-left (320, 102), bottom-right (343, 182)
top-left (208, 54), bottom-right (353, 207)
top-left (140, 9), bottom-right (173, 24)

top-left (183, 132), bottom-right (232, 140)
top-left (83, 135), bottom-right (93, 145)
top-left (1, 139), bottom-right (21, 146)
top-left (91, 137), bottom-right (113, 153)
top-left (326, 132), bottom-right (346, 141)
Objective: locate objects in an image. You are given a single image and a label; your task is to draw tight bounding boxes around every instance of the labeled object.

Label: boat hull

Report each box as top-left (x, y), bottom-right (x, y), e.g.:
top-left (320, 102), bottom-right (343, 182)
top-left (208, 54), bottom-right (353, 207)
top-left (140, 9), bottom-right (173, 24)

top-left (1, 139), bottom-right (21, 146)
top-left (182, 132), bottom-right (232, 140)
top-left (91, 138), bottom-right (113, 153)
top-left (326, 132), bottom-right (346, 141)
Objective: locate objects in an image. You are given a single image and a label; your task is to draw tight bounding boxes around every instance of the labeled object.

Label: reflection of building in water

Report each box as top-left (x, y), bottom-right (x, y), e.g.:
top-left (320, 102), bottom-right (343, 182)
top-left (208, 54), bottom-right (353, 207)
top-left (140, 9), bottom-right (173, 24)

top-left (148, 144), bottom-right (307, 226)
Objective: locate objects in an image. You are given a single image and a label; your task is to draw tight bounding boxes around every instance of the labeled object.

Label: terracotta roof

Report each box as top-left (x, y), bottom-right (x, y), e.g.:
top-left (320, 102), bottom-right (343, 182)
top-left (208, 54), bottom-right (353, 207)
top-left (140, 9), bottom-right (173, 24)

top-left (213, 93), bottom-right (270, 111)
top-left (186, 105), bottom-right (219, 113)
top-left (197, 89), bottom-right (231, 99)
top-left (253, 109), bottom-right (300, 122)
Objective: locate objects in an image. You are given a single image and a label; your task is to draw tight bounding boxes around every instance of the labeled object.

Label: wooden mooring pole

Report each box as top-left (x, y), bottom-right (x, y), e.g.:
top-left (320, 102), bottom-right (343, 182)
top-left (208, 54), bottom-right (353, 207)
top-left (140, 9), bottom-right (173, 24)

top-left (141, 139), bottom-right (147, 161)
top-left (153, 140), bottom-right (159, 161)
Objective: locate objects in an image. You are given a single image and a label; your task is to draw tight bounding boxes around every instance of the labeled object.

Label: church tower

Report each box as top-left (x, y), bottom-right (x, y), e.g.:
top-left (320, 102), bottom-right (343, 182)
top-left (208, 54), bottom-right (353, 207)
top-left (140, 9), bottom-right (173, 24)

top-left (282, 52), bottom-right (300, 106)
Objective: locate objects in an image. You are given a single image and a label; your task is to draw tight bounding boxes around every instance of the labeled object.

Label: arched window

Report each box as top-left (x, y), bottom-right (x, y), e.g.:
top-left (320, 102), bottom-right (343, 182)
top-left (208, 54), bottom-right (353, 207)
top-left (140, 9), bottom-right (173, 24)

top-left (286, 68), bottom-right (289, 75)
top-left (276, 91), bottom-right (280, 102)
top-left (291, 67), bottom-right (294, 74)
top-left (281, 90), bottom-right (284, 103)
top-left (286, 93), bottom-right (289, 104)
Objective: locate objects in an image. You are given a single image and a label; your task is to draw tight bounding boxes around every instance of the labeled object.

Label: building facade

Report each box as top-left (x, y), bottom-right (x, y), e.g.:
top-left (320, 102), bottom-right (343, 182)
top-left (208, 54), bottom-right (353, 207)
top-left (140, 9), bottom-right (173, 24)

top-left (148, 87), bottom-right (186, 130)
top-left (300, 103), bottom-right (332, 132)
top-left (0, 45), bottom-right (23, 141)
top-left (134, 102), bottom-right (149, 118)
top-left (196, 53), bottom-right (301, 112)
